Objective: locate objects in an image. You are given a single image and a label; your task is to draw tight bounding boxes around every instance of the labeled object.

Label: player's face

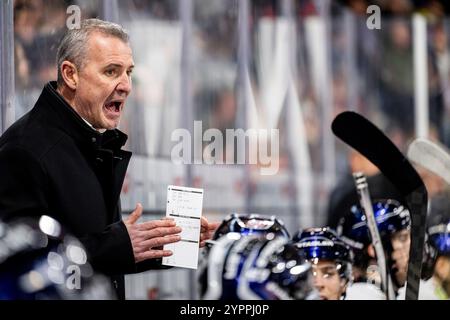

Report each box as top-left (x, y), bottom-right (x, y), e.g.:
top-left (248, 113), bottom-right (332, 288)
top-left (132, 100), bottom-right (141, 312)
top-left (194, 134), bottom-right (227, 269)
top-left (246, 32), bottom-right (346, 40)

top-left (391, 229), bottom-right (411, 286)
top-left (435, 256), bottom-right (450, 296)
top-left (312, 260), bottom-right (346, 300)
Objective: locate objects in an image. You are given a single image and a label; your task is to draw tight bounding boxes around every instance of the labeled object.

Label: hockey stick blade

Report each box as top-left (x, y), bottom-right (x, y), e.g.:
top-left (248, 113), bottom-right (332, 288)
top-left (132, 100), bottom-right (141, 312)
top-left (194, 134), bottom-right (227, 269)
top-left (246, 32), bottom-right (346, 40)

top-left (407, 138), bottom-right (450, 186)
top-left (332, 111), bottom-right (428, 300)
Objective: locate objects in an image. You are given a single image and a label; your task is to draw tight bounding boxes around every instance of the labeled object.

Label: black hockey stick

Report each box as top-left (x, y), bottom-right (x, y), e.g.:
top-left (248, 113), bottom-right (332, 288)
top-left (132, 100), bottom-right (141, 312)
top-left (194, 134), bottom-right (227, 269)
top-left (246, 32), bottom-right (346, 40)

top-left (332, 111), bottom-right (428, 300)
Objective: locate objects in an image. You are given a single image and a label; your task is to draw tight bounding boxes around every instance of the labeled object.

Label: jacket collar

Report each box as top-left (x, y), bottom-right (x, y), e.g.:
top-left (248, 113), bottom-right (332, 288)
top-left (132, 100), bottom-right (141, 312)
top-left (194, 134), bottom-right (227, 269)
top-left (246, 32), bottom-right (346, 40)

top-left (37, 82), bottom-right (128, 152)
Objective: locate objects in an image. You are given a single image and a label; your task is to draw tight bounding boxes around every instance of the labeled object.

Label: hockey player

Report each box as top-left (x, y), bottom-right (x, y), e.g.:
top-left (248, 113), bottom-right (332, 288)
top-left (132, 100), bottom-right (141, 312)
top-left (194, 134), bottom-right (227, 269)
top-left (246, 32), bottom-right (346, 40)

top-left (293, 227), bottom-right (353, 300)
top-left (198, 213), bottom-right (291, 299)
top-left (398, 192), bottom-right (450, 300)
top-left (337, 199), bottom-right (411, 298)
top-left (397, 219), bottom-right (450, 300)
top-left (420, 219), bottom-right (450, 299)
top-left (198, 232), bottom-right (318, 300)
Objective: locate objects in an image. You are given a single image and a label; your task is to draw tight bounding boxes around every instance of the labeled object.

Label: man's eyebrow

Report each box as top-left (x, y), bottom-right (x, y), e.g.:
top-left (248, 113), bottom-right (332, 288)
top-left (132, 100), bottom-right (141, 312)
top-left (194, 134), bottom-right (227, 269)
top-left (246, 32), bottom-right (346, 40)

top-left (104, 63), bottom-right (122, 69)
top-left (104, 63), bottom-right (134, 69)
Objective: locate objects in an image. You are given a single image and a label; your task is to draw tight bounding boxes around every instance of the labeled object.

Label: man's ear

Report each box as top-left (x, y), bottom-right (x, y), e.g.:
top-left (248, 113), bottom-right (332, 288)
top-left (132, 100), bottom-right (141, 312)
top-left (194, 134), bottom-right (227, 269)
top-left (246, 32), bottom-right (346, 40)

top-left (60, 61), bottom-right (79, 90)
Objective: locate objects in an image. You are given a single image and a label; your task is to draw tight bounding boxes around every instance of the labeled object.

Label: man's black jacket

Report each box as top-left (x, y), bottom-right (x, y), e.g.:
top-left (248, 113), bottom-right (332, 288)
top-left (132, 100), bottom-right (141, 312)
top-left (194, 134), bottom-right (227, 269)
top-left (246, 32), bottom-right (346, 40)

top-left (0, 82), bottom-right (164, 299)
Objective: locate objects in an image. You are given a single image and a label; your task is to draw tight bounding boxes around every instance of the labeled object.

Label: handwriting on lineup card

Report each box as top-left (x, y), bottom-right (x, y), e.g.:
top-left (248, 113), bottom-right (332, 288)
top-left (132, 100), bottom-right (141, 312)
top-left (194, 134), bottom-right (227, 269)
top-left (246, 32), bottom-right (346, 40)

top-left (162, 185), bottom-right (204, 269)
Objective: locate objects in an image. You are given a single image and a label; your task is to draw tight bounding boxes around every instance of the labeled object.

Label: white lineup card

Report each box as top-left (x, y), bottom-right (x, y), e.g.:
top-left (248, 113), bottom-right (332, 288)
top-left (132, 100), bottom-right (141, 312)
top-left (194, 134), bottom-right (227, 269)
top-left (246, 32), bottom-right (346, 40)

top-left (162, 185), bottom-right (203, 269)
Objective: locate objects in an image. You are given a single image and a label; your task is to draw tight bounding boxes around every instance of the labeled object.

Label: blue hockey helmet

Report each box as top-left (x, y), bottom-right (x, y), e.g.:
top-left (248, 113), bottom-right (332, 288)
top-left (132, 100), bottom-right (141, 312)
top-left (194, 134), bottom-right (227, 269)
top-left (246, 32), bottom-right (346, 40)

top-left (199, 232), bottom-right (318, 300)
top-left (293, 227), bottom-right (353, 283)
top-left (336, 199), bottom-right (411, 286)
top-left (198, 232), bottom-right (256, 300)
top-left (428, 220), bottom-right (450, 256)
top-left (200, 212), bottom-right (290, 299)
top-left (421, 192), bottom-right (450, 280)
top-left (337, 199), bottom-right (411, 250)
top-left (422, 220), bottom-right (450, 280)
top-left (212, 213), bottom-right (290, 240)
top-left (238, 236), bottom-right (318, 300)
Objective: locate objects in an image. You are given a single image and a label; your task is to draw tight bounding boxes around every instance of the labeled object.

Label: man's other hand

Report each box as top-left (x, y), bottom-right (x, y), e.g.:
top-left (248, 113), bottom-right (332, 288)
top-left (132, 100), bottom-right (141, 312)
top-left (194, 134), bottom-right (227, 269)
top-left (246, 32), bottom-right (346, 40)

top-left (200, 216), bottom-right (220, 248)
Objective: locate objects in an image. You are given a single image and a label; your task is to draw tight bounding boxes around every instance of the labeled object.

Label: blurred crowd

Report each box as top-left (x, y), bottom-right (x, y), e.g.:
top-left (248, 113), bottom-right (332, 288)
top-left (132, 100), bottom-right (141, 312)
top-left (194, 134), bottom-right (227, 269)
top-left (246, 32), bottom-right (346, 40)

top-left (13, 0), bottom-right (99, 118)
top-left (11, 0), bottom-right (450, 156)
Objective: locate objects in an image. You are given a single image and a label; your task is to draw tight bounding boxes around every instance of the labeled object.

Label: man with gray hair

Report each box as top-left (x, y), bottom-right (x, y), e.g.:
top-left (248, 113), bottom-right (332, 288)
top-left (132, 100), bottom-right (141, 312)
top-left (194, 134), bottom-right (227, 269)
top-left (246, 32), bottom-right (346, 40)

top-left (0, 19), bottom-right (218, 299)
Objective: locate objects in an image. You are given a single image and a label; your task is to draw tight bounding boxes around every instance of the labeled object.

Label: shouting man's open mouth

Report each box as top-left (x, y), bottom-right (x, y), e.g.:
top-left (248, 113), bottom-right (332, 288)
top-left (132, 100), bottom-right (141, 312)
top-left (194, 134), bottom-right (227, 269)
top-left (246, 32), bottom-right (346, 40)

top-left (103, 100), bottom-right (123, 118)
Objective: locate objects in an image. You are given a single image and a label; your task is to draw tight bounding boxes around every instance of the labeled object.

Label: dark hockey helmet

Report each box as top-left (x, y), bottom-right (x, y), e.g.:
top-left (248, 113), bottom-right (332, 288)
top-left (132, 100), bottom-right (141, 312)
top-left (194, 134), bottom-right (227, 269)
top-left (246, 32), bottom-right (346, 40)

top-left (336, 199), bottom-right (411, 287)
top-left (337, 199), bottom-right (411, 248)
top-left (428, 220), bottom-right (450, 256)
top-left (199, 232), bottom-right (261, 300)
top-left (212, 213), bottom-right (290, 240)
top-left (293, 227), bottom-right (353, 283)
top-left (199, 232), bottom-right (318, 300)
top-left (422, 219), bottom-right (450, 280)
top-left (421, 192), bottom-right (450, 279)
top-left (0, 215), bottom-right (115, 300)
top-left (238, 236), bottom-right (318, 300)
top-left (199, 213), bottom-right (289, 298)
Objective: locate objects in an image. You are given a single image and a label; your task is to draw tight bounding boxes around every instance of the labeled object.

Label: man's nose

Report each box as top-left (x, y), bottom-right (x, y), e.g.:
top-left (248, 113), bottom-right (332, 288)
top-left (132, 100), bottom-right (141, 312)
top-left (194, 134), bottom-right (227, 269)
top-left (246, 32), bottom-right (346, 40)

top-left (313, 274), bottom-right (324, 289)
top-left (116, 73), bottom-right (132, 96)
top-left (392, 239), bottom-right (406, 250)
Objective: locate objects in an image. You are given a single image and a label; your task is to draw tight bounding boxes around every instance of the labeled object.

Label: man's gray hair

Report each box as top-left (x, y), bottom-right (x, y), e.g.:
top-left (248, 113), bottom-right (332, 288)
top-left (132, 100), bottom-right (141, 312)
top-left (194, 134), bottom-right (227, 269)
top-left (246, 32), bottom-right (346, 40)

top-left (56, 19), bottom-right (129, 86)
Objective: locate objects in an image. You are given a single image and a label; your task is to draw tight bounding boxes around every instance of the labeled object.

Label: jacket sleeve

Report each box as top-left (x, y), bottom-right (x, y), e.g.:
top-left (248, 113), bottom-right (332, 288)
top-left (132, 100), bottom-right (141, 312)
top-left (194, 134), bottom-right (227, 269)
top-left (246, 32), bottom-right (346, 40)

top-left (0, 146), bottom-right (49, 221)
top-left (0, 146), bottom-right (133, 273)
top-left (77, 220), bottom-right (137, 275)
